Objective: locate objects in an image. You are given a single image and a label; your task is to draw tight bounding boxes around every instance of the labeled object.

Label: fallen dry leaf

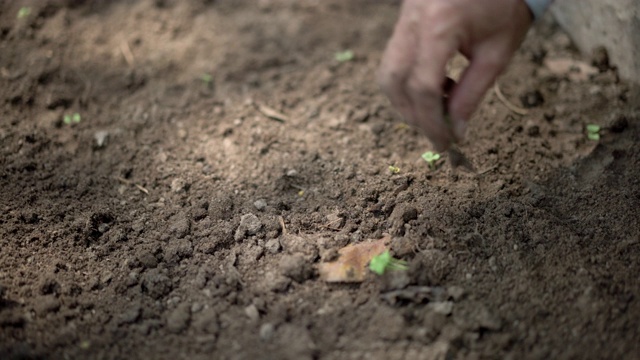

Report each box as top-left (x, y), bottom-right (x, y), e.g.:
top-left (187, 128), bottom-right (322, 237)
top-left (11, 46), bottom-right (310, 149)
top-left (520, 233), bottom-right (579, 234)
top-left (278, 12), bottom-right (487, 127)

top-left (544, 58), bottom-right (598, 81)
top-left (318, 236), bottom-right (390, 282)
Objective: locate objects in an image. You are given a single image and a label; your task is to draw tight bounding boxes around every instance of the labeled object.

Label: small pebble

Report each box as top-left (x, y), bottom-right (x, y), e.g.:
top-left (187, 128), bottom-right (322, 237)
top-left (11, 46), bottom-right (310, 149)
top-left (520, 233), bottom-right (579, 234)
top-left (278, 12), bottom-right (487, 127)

top-left (94, 131), bottom-right (109, 148)
top-left (447, 286), bottom-right (465, 301)
top-left (264, 238), bottom-right (281, 254)
top-left (260, 323), bottom-right (275, 341)
top-left (171, 178), bottom-right (189, 194)
top-left (191, 303), bottom-right (203, 313)
top-left (234, 213), bottom-right (263, 241)
top-left (244, 304), bottom-right (260, 322)
top-left (429, 301), bottom-right (454, 316)
top-left (254, 199), bottom-right (267, 211)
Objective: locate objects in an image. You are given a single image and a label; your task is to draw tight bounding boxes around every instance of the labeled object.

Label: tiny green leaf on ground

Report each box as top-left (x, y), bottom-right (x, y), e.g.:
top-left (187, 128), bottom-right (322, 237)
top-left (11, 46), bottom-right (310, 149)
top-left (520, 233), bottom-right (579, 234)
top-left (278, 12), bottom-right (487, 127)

top-left (587, 124), bottom-right (600, 141)
top-left (318, 236), bottom-right (390, 282)
top-left (369, 250), bottom-right (408, 275)
top-left (421, 151), bottom-right (441, 170)
top-left (201, 73), bottom-right (213, 83)
top-left (63, 113), bottom-right (81, 125)
top-left (18, 7), bottom-right (31, 18)
top-left (388, 165), bottom-right (400, 174)
top-left (335, 50), bottom-right (354, 62)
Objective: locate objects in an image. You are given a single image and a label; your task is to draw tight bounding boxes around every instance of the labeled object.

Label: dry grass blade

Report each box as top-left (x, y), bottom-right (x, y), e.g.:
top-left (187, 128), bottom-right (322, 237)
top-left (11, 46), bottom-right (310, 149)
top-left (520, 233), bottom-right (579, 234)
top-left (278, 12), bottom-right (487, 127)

top-left (493, 82), bottom-right (528, 116)
top-left (255, 103), bottom-right (289, 122)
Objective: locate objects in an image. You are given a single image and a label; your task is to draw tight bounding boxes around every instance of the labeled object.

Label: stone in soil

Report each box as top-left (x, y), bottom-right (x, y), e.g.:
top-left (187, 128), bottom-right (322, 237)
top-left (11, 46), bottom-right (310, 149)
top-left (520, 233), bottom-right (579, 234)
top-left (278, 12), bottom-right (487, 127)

top-left (253, 199), bottom-right (267, 211)
top-left (234, 213), bottom-right (263, 241)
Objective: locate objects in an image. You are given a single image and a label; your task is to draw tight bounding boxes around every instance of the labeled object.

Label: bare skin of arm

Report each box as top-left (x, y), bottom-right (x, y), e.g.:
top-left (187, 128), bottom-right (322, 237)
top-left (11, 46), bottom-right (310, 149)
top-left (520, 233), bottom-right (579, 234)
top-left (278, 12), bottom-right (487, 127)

top-left (378, 0), bottom-right (533, 151)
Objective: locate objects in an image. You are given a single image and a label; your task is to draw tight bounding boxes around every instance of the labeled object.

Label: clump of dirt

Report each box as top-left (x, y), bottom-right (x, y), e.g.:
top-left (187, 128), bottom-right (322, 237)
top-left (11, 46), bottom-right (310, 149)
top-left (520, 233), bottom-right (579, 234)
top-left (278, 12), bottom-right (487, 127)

top-left (1, 1), bottom-right (639, 359)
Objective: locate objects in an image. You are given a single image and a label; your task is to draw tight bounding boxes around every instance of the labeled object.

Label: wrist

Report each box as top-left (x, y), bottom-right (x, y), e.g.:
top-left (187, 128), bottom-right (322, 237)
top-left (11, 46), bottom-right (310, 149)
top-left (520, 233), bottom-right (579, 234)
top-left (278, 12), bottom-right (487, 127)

top-left (523, 0), bottom-right (553, 20)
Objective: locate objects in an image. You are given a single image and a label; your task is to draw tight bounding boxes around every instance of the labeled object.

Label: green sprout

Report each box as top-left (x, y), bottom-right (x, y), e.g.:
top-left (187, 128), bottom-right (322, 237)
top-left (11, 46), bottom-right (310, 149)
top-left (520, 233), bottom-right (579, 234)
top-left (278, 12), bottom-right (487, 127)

top-left (369, 250), bottom-right (408, 275)
top-left (63, 113), bottom-right (81, 125)
top-left (17, 7), bottom-right (31, 19)
top-left (586, 124), bottom-right (601, 141)
top-left (421, 151), bottom-right (441, 170)
top-left (201, 73), bottom-right (213, 84)
top-left (335, 50), bottom-right (354, 62)
top-left (388, 165), bottom-right (400, 174)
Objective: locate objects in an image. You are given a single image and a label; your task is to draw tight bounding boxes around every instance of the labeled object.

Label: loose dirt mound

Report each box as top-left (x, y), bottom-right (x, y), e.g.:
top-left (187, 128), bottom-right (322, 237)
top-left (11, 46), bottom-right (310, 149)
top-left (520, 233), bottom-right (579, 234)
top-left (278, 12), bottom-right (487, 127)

top-left (1, 1), bottom-right (638, 359)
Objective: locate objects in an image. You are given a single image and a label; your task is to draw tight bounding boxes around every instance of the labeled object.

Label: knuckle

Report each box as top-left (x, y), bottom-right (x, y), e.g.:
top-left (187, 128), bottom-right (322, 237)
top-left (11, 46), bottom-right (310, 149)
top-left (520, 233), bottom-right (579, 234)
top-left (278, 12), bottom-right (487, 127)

top-left (406, 76), bottom-right (436, 97)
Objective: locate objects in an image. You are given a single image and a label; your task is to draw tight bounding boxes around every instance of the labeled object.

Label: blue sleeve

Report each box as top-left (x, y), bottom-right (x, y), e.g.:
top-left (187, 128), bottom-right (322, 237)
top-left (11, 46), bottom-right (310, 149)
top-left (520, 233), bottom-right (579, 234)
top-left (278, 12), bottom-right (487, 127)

top-left (524, 0), bottom-right (553, 20)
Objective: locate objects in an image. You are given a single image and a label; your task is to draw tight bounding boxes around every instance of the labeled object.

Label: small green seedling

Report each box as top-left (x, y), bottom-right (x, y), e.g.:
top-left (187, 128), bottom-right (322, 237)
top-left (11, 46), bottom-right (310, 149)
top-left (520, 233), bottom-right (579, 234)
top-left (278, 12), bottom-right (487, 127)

top-left (63, 113), bottom-right (81, 125)
top-left (421, 151), bottom-right (441, 170)
top-left (201, 73), bottom-right (213, 84)
top-left (586, 124), bottom-right (601, 141)
top-left (369, 250), bottom-right (408, 275)
top-left (388, 165), bottom-right (400, 174)
top-left (17, 7), bottom-right (31, 19)
top-left (335, 50), bottom-right (354, 62)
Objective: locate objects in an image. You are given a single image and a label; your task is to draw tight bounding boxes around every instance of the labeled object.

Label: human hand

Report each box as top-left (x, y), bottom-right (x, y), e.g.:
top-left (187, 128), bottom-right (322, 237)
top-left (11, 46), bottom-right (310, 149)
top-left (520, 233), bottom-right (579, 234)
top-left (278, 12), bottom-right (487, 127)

top-left (378, 0), bottom-right (533, 151)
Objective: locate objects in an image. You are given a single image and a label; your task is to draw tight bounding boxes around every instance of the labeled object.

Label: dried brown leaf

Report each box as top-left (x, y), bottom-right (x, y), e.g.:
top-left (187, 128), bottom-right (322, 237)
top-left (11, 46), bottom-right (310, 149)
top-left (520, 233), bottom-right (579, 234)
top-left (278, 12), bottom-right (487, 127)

top-left (318, 236), bottom-right (390, 282)
top-left (544, 58), bottom-right (598, 81)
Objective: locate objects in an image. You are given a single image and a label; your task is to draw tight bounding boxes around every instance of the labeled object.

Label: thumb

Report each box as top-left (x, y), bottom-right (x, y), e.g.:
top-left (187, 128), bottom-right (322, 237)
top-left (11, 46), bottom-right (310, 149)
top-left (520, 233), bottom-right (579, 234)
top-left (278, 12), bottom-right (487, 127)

top-left (448, 51), bottom-right (509, 141)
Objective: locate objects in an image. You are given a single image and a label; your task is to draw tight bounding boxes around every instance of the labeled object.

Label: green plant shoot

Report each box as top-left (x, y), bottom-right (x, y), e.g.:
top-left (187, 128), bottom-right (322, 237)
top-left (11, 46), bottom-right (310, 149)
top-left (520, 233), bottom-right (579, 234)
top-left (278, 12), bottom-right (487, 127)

top-left (369, 250), bottom-right (408, 275)
top-left (421, 151), bottom-right (441, 170)
top-left (201, 73), bottom-right (213, 84)
top-left (18, 7), bottom-right (31, 19)
top-left (335, 50), bottom-right (354, 62)
top-left (586, 124), bottom-right (601, 141)
top-left (388, 165), bottom-right (400, 174)
top-left (64, 113), bottom-right (81, 125)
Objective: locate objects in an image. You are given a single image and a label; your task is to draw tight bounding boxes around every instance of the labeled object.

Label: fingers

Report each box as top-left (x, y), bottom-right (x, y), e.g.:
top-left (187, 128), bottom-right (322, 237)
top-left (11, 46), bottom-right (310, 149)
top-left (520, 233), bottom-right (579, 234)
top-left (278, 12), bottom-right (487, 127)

top-left (377, 2), bottom-right (419, 125)
top-left (379, 0), bottom-right (460, 151)
top-left (408, 25), bottom-right (459, 151)
top-left (448, 48), bottom-right (509, 140)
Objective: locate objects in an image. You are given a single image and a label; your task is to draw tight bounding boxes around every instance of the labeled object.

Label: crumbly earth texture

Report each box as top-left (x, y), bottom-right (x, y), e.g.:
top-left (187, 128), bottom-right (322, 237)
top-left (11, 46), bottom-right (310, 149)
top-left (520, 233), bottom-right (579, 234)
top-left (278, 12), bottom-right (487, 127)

top-left (1, 1), bottom-right (639, 359)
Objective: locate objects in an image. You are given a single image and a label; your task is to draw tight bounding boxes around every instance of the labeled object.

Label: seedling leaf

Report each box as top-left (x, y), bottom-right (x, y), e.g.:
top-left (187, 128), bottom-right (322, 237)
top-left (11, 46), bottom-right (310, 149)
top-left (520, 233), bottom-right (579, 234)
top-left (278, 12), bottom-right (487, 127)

top-left (388, 165), bottom-right (400, 174)
top-left (369, 250), bottom-right (408, 275)
top-left (201, 73), bottom-right (213, 83)
top-left (18, 7), bottom-right (31, 19)
top-left (421, 151), bottom-right (441, 170)
top-left (586, 124), bottom-right (601, 141)
top-left (335, 50), bottom-right (354, 62)
top-left (63, 113), bottom-right (81, 125)
top-left (586, 124), bottom-right (601, 133)
top-left (318, 236), bottom-right (390, 282)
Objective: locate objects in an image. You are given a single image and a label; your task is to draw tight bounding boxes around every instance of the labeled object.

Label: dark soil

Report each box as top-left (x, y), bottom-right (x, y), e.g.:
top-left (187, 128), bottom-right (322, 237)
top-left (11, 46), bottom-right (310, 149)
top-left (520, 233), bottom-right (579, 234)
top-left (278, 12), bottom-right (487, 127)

top-left (1, 1), bottom-right (639, 359)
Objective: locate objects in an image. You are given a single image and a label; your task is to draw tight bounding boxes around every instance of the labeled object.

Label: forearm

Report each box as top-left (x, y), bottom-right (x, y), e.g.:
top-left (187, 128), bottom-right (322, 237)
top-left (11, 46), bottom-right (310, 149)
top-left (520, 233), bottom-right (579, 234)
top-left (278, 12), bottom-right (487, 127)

top-left (524, 0), bottom-right (553, 20)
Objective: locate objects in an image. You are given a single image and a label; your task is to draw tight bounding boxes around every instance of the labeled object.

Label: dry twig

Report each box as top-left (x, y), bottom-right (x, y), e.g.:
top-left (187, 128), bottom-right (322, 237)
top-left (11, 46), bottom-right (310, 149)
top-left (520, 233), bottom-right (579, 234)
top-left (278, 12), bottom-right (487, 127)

top-left (115, 176), bottom-right (149, 194)
top-left (120, 40), bottom-right (135, 67)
